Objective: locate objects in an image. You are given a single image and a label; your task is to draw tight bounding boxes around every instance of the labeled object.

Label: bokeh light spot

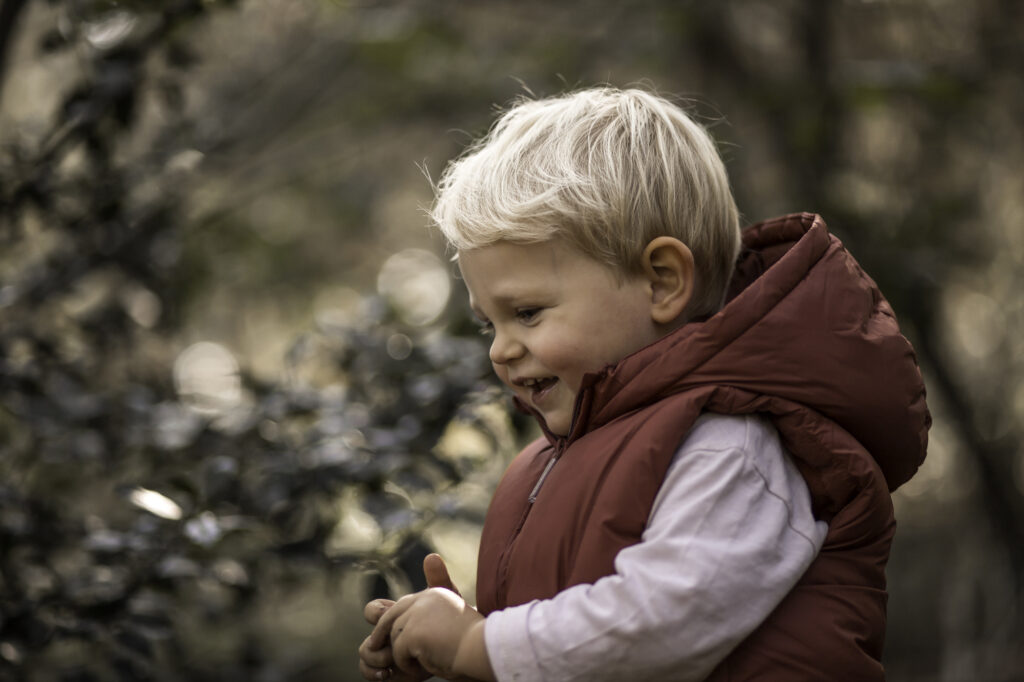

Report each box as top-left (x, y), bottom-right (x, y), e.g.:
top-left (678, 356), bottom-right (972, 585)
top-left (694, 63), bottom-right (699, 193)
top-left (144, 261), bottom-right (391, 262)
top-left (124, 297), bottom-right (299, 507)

top-left (83, 11), bottom-right (137, 50)
top-left (947, 288), bottom-right (1003, 359)
top-left (174, 342), bottom-right (242, 414)
top-left (129, 487), bottom-right (183, 520)
top-left (376, 249), bottom-right (450, 326)
top-left (120, 286), bottom-right (162, 328)
top-left (386, 333), bottom-right (413, 360)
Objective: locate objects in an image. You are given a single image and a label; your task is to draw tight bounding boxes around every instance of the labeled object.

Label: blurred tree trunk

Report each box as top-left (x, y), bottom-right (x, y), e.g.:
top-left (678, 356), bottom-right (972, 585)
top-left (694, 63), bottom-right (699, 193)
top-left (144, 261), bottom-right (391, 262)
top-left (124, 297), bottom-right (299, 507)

top-left (0, 0), bottom-right (29, 105)
top-left (694, 0), bottom-right (1024, 637)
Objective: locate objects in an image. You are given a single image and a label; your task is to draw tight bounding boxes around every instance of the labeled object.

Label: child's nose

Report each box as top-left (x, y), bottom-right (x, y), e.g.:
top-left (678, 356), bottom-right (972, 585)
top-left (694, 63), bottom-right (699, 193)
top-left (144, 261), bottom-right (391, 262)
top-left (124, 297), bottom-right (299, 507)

top-left (489, 330), bottom-right (525, 365)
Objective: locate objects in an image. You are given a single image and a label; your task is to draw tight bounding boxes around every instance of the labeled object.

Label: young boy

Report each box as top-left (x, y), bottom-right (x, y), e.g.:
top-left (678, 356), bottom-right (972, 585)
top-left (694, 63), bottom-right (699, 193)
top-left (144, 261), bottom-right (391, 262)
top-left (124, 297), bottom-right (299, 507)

top-left (358, 88), bottom-right (929, 681)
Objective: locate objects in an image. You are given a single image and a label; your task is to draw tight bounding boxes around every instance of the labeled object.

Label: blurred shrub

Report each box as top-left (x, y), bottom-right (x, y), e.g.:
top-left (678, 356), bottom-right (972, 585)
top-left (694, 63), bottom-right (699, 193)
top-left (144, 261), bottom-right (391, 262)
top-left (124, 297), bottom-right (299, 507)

top-left (0, 2), bottom-right (513, 679)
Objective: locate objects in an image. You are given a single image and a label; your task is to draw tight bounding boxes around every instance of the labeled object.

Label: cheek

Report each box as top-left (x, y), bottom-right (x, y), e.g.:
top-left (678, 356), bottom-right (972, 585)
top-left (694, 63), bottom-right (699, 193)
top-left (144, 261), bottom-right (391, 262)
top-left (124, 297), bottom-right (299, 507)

top-left (491, 362), bottom-right (510, 384)
top-left (535, 337), bottom-right (596, 380)
top-left (543, 319), bottom-right (653, 376)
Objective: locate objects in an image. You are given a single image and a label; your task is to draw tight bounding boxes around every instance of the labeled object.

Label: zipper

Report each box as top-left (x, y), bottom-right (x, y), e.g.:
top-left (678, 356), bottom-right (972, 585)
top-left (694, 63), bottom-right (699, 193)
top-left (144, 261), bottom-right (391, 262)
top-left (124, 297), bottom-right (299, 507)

top-left (523, 379), bottom-right (591, 504)
top-left (527, 451), bottom-right (559, 504)
top-left (495, 379), bottom-right (592, 606)
top-left (495, 439), bottom-right (564, 605)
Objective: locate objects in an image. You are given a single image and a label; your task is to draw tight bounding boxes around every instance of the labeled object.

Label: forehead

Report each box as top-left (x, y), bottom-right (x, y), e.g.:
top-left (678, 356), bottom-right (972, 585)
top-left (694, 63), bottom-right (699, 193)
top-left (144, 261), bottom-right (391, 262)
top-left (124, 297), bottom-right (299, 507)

top-left (457, 239), bottom-right (630, 313)
top-left (458, 241), bottom-right (563, 297)
top-left (457, 239), bottom-right (560, 273)
top-left (458, 240), bottom-right (562, 267)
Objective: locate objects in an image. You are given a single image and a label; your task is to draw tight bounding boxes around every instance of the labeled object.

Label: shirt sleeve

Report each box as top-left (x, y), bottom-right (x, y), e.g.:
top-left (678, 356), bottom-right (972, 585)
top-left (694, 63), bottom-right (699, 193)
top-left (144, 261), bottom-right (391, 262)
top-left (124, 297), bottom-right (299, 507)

top-left (483, 413), bottom-right (829, 682)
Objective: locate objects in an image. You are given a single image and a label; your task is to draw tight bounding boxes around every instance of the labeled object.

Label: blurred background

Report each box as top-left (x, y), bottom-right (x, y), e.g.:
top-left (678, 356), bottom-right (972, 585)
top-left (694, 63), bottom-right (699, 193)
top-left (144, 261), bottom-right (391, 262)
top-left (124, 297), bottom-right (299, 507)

top-left (1, 0), bottom-right (1021, 680)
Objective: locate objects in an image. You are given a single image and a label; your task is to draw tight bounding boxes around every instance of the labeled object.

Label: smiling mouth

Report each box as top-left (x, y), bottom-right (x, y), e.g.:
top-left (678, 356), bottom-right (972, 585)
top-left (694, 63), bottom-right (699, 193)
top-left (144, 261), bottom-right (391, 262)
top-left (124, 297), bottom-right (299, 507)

top-left (519, 377), bottom-right (557, 403)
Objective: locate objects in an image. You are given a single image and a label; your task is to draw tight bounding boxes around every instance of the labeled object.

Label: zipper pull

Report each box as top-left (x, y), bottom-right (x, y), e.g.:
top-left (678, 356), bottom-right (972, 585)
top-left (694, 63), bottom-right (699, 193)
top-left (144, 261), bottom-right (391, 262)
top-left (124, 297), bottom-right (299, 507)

top-left (528, 454), bottom-right (559, 504)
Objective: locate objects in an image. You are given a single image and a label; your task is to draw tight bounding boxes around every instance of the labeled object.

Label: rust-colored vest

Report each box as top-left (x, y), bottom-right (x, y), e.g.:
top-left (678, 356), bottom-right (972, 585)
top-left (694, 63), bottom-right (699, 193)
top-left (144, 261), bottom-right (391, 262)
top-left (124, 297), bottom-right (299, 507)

top-left (476, 214), bottom-right (930, 681)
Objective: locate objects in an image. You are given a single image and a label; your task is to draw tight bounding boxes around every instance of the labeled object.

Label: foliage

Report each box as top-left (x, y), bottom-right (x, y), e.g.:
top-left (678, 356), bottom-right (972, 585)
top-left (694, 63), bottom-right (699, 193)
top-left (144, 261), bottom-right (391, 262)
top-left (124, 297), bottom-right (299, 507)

top-left (3, 0), bottom-right (1023, 680)
top-left (0, 2), bottom-right (510, 679)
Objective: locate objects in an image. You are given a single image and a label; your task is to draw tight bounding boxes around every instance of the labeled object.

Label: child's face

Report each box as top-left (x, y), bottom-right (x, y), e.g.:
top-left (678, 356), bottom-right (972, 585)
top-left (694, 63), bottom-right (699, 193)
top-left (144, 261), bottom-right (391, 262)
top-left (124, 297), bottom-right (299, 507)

top-left (458, 239), bottom-right (662, 436)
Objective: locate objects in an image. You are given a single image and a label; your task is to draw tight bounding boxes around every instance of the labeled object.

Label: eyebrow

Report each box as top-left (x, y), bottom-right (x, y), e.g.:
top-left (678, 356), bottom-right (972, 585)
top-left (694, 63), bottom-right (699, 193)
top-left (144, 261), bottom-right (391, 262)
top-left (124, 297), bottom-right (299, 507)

top-left (487, 289), bottom-right (541, 306)
top-left (469, 292), bottom-right (528, 318)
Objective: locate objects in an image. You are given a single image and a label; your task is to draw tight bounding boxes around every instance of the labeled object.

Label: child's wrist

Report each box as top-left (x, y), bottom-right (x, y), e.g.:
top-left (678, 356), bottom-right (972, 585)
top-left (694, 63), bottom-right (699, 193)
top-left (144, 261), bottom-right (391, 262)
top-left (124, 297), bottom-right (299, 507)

top-left (453, 618), bottom-right (495, 682)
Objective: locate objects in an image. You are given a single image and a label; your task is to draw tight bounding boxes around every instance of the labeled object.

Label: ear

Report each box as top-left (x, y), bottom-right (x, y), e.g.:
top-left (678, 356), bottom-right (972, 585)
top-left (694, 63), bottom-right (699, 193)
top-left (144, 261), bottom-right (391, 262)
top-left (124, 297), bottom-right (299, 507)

top-left (641, 237), bottom-right (694, 326)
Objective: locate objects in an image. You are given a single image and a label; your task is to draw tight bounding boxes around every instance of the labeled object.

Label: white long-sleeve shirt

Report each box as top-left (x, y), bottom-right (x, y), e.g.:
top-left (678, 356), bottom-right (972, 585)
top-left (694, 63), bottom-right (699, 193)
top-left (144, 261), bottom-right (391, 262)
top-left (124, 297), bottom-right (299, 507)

top-left (483, 413), bottom-right (828, 682)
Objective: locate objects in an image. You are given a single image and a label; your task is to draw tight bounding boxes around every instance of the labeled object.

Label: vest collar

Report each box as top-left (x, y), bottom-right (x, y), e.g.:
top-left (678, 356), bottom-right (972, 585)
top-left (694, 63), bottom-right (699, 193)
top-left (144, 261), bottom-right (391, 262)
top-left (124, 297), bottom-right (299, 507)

top-left (515, 212), bottom-right (928, 491)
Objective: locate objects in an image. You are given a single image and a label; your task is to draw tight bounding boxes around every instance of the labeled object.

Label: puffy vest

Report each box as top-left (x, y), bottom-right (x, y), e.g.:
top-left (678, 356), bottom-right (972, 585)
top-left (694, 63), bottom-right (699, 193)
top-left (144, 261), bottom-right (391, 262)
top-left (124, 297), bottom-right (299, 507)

top-left (476, 213), bottom-right (930, 681)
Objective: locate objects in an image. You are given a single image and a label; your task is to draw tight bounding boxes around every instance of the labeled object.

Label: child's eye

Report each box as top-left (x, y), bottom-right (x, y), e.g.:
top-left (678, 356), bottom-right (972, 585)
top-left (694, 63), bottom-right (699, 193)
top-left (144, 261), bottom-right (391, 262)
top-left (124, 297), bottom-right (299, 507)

top-left (516, 308), bottom-right (542, 324)
top-left (476, 320), bottom-right (494, 336)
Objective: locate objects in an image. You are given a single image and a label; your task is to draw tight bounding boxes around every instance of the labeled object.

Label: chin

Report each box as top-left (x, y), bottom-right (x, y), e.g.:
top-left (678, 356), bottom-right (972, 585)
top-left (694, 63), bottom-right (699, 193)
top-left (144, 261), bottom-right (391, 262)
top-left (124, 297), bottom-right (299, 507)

top-left (544, 418), bottom-right (570, 437)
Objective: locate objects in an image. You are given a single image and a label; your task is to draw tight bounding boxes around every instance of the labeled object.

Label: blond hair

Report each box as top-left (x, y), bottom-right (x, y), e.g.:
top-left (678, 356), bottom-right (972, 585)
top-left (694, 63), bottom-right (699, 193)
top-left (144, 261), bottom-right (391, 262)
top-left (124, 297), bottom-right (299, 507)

top-left (430, 87), bottom-right (741, 317)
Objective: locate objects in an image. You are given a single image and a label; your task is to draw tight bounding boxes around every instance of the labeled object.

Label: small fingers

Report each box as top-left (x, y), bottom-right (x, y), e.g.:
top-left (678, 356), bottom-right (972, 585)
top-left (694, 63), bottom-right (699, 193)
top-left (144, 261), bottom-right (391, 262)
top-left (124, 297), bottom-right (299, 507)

top-left (387, 668), bottom-right (427, 682)
top-left (368, 595), bottom-right (413, 650)
top-left (364, 598), bottom-right (395, 625)
top-left (391, 633), bottom-right (430, 680)
top-left (367, 611), bottom-right (396, 650)
top-left (359, 635), bottom-right (394, 669)
top-left (358, 658), bottom-right (394, 681)
top-left (361, 642), bottom-right (423, 682)
top-left (390, 614), bottom-right (435, 679)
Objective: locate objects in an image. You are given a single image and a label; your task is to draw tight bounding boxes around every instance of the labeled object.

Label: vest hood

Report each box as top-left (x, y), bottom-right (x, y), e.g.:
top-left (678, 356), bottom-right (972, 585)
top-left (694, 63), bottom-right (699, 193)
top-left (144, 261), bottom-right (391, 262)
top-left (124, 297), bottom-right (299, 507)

top-left (563, 212), bottom-right (929, 493)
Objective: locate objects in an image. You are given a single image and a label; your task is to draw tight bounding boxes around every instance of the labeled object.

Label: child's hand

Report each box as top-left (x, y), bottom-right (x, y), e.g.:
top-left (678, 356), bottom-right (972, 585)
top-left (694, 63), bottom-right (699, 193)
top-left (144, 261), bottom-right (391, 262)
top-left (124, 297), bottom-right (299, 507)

top-left (365, 586), bottom-right (492, 681)
top-left (359, 554), bottom-right (482, 681)
top-left (360, 597), bottom-right (425, 681)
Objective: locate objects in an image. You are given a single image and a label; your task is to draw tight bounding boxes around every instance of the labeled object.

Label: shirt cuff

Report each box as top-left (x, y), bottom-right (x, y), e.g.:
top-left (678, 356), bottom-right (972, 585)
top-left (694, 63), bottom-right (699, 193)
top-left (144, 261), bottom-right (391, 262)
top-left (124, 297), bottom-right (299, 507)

top-left (484, 602), bottom-right (546, 682)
